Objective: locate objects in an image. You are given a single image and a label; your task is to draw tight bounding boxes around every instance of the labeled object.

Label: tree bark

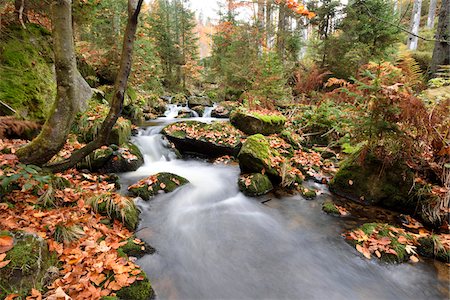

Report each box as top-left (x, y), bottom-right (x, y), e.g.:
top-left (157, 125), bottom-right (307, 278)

top-left (426, 0), bottom-right (437, 28)
top-left (276, 3), bottom-right (288, 61)
top-left (17, 0), bottom-right (79, 165)
top-left (257, 0), bottom-right (265, 51)
top-left (48, 0), bottom-right (144, 172)
top-left (266, 0), bottom-right (272, 48)
top-left (430, 0), bottom-right (450, 76)
top-left (407, 0), bottom-right (422, 50)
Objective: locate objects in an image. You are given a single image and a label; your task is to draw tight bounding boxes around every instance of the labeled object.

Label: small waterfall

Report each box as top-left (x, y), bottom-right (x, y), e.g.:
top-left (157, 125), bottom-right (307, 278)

top-left (202, 103), bottom-right (217, 118)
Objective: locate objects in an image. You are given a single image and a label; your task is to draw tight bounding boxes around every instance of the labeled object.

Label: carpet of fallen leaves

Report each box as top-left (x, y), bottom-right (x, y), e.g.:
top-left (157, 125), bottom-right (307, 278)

top-left (0, 139), bottom-right (146, 299)
top-left (344, 219), bottom-right (450, 263)
top-left (165, 122), bottom-right (244, 146)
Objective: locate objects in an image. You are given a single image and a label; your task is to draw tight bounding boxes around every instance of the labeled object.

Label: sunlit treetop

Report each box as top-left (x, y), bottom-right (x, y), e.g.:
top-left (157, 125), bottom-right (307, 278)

top-left (275, 0), bottom-right (316, 19)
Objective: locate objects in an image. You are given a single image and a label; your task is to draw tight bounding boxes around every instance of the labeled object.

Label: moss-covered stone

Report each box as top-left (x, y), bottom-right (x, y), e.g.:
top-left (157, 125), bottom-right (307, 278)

top-left (118, 237), bottom-right (155, 259)
top-left (347, 223), bottom-right (415, 263)
top-left (162, 121), bottom-right (243, 158)
top-left (230, 108), bottom-right (286, 135)
top-left (322, 201), bottom-right (339, 214)
top-left (188, 96), bottom-right (211, 107)
top-left (237, 134), bottom-right (280, 180)
top-left (417, 236), bottom-right (450, 263)
top-left (128, 173), bottom-right (189, 201)
top-left (238, 173), bottom-right (273, 197)
top-left (329, 154), bottom-right (414, 211)
top-left (0, 24), bottom-right (56, 121)
top-left (0, 232), bottom-right (58, 299)
top-left (101, 143), bottom-right (144, 173)
top-left (77, 143), bottom-right (144, 173)
top-left (89, 194), bottom-right (140, 230)
top-left (74, 103), bottom-right (132, 146)
top-left (280, 130), bottom-right (302, 150)
top-left (211, 101), bottom-right (238, 118)
top-left (302, 188), bottom-right (317, 199)
top-left (116, 272), bottom-right (154, 300)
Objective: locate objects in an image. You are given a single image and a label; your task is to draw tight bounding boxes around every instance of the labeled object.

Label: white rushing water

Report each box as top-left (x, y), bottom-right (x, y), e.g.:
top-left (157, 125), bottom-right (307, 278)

top-left (119, 117), bottom-right (448, 300)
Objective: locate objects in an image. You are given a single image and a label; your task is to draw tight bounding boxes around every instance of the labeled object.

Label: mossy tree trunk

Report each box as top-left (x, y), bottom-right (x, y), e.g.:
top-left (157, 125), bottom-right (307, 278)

top-left (430, 0), bottom-right (450, 76)
top-left (17, 0), bottom-right (79, 165)
top-left (47, 0), bottom-right (144, 172)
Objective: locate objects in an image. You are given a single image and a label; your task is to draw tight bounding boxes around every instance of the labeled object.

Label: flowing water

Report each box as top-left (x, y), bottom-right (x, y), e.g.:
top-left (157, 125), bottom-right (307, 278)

top-left (119, 116), bottom-right (449, 300)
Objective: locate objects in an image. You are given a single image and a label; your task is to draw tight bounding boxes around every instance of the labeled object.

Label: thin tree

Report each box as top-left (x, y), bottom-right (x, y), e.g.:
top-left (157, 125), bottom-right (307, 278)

top-left (407, 0), bottom-right (422, 50)
top-left (426, 0), bottom-right (438, 28)
top-left (430, 0), bottom-right (450, 76)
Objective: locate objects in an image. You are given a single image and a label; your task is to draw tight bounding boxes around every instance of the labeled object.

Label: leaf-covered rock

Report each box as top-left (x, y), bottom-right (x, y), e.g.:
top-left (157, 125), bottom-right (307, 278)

top-left (238, 173), bottom-right (273, 197)
top-left (162, 121), bottom-right (243, 158)
top-left (128, 173), bottom-right (189, 201)
top-left (0, 232), bottom-right (58, 299)
top-left (230, 108), bottom-right (286, 135)
top-left (344, 223), bottom-right (417, 263)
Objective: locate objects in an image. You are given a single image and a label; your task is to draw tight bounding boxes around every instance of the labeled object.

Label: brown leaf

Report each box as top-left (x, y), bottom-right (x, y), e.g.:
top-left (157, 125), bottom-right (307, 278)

top-left (0, 235), bottom-right (14, 254)
top-left (0, 259), bottom-right (11, 268)
top-left (410, 255), bottom-right (419, 263)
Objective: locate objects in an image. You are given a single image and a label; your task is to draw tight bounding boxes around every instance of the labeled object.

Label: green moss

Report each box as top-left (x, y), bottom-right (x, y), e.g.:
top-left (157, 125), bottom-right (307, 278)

top-left (0, 24), bottom-right (56, 121)
top-left (238, 173), bottom-right (273, 197)
top-left (417, 236), bottom-right (450, 263)
top-left (101, 297), bottom-right (119, 300)
top-left (116, 272), bottom-right (154, 300)
top-left (322, 201), bottom-right (339, 214)
top-left (230, 108), bottom-right (286, 135)
top-left (0, 232), bottom-right (58, 299)
top-left (329, 154), bottom-right (414, 210)
top-left (238, 134), bottom-right (280, 179)
top-left (118, 237), bottom-right (155, 258)
top-left (89, 194), bottom-right (140, 230)
top-left (302, 189), bottom-right (317, 199)
top-left (128, 173), bottom-right (189, 201)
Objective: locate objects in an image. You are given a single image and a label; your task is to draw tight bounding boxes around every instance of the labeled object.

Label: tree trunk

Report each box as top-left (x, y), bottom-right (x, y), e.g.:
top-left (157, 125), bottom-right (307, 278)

top-left (430, 0), bottom-right (450, 76)
top-left (17, 0), bottom-right (79, 165)
top-left (276, 3), bottom-right (287, 60)
top-left (426, 0), bottom-right (437, 28)
top-left (407, 0), bottom-right (422, 50)
top-left (257, 0), bottom-right (265, 51)
top-left (266, 0), bottom-right (272, 48)
top-left (48, 0), bottom-right (144, 172)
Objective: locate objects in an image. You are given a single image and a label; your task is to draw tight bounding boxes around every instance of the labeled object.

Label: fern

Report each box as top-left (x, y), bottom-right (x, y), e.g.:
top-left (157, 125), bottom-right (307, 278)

top-left (396, 51), bottom-right (424, 89)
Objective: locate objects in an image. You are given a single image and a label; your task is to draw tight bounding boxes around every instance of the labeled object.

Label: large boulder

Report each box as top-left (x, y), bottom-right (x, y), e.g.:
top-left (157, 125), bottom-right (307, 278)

top-left (162, 121), bottom-right (243, 158)
top-left (237, 134), bottom-right (281, 181)
top-left (77, 143), bottom-right (144, 173)
top-left (211, 101), bottom-right (238, 118)
top-left (188, 96), bottom-right (211, 107)
top-left (238, 173), bottom-right (273, 197)
top-left (128, 173), bottom-right (189, 200)
top-left (0, 231), bottom-right (58, 299)
top-left (329, 155), bottom-right (414, 210)
top-left (230, 108), bottom-right (286, 135)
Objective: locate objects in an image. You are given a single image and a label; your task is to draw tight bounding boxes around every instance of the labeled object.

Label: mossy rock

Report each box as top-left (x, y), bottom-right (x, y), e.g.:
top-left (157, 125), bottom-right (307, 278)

top-left (191, 105), bottom-right (205, 117)
top-left (74, 104), bottom-right (132, 146)
top-left (302, 188), bottom-right (317, 199)
top-left (78, 143), bottom-right (144, 173)
top-left (417, 236), bottom-right (450, 263)
top-left (322, 200), bottom-right (339, 215)
top-left (93, 194), bottom-right (140, 230)
top-left (238, 173), bottom-right (273, 197)
top-left (237, 134), bottom-right (281, 181)
top-left (349, 223), bottom-right (415, 263)
top-left (0, 24), bottom-right (55, 121)
top-left (118, 237), bottom-right (155, 259)
top-left (188, 96), bottom-right (211, 107)
top-left (128, 173), bottom-right (189, 201)
top-left (0, 232), bottom-right (58, 299)
top-left (329, 154), bottom-right (414, 211)
top-left (162, 121), bottom-right (243, 158)
top-left (116, 272), bottom-right (154, 300)
top-left (77, 146), bottom-right (115, 171)
top-left (101, 143), bottom-right (144, 173)
top-left (280, 130), bottom-right (302, 150)
top-left (211, 101), bottom-right (238, 118)
top-left (230, 108), bottom-right (286, 135)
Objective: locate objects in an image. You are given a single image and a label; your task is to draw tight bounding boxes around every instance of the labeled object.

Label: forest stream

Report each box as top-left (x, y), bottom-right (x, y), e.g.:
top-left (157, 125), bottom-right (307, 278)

top-left (118, 111), bottom-right (449, 300)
